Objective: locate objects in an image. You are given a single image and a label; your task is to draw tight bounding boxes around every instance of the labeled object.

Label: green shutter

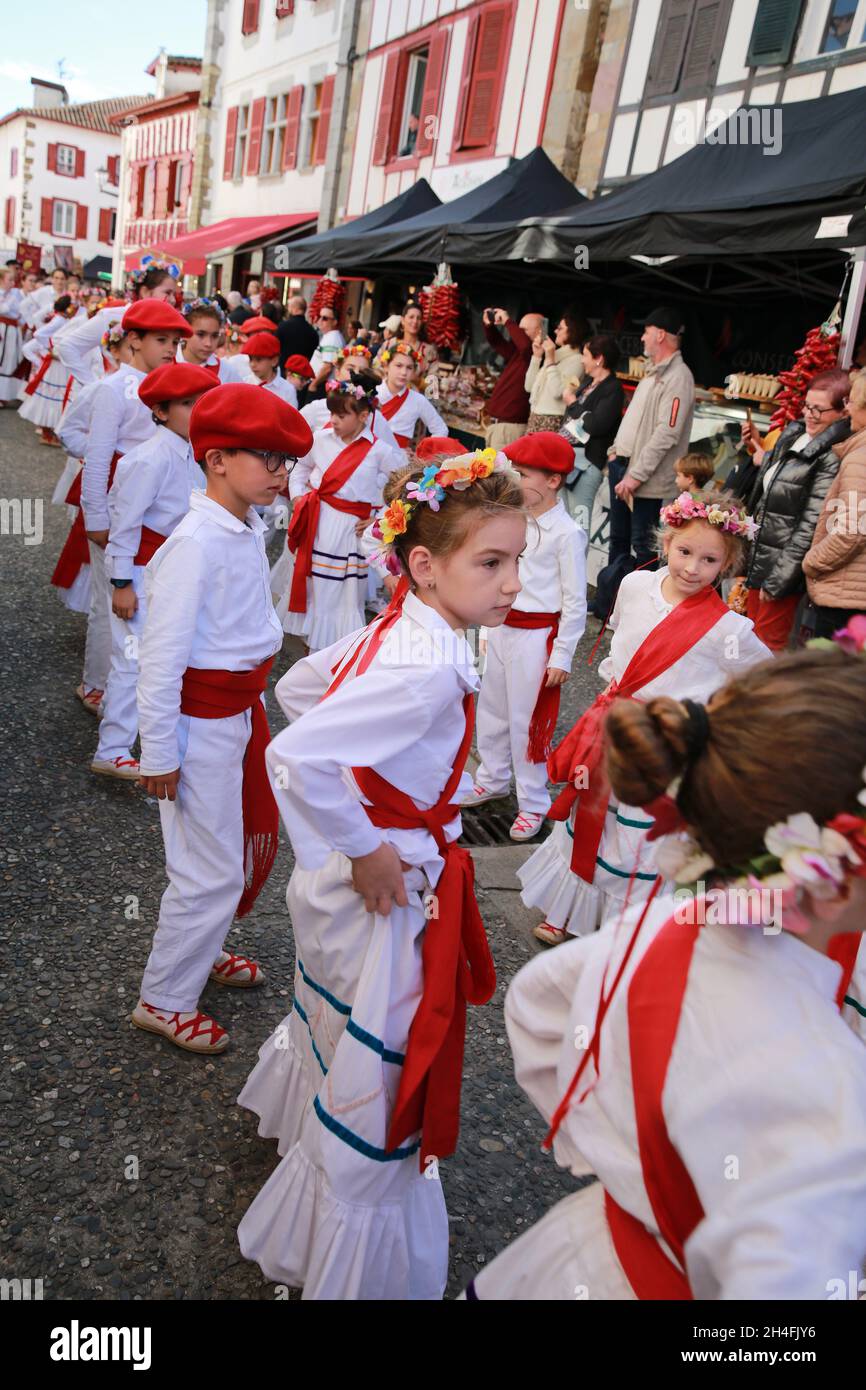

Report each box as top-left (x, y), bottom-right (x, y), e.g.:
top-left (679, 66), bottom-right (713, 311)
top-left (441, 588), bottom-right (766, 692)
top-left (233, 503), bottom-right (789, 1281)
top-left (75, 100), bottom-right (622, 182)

top-left (746, 0), bottom-right (804, 67)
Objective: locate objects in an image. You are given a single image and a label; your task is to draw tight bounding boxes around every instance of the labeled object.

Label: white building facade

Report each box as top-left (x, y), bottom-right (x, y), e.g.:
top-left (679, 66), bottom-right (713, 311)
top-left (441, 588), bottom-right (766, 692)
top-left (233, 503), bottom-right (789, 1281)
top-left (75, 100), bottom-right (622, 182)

top-left (596, 0), bottom-right (866, 188)
top-left (0, 83), bottom-right (144, 269)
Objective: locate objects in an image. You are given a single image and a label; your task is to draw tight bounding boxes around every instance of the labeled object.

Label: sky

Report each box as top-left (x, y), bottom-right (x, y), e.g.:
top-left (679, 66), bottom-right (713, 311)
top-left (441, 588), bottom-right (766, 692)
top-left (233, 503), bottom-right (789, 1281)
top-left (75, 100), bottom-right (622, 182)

top-left (0, 0), bottom-right (208, 114)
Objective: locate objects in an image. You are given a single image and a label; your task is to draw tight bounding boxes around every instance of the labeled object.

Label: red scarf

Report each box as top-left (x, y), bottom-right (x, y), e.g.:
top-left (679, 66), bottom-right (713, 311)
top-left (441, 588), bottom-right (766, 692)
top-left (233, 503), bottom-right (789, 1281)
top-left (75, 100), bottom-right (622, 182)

top-left (179, 657), bottom-right (278, 917)
top-left (50, 451), bottom-right (122, 591)
top-left (286, 436), bottom-right (374, 614)
top-left (24, 346), bottom-right (54, 396)
top-left (134, 525), bottom-right (167, 567)
top-left (504, 609), bottom-right (561, 762)
top-left (323, 606), bottom-right (496, 1167)
top-left (378, 387), bottom-right (409, 422)
top-left (548, 585), bottom-right (727, 882)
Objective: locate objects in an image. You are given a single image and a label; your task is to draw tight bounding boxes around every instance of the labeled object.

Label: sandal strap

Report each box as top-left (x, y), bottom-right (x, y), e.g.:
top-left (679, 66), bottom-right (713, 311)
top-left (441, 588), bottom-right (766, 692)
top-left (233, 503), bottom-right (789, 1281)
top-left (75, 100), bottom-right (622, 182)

top-left (212, 952), bottom-right (258, 982)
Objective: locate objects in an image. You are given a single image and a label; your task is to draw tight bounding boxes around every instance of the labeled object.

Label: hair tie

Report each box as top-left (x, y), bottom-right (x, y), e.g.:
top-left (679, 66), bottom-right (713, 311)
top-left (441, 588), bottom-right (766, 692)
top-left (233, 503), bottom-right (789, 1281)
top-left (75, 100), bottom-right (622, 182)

top-left (681, 699), bottom-right (710, 760)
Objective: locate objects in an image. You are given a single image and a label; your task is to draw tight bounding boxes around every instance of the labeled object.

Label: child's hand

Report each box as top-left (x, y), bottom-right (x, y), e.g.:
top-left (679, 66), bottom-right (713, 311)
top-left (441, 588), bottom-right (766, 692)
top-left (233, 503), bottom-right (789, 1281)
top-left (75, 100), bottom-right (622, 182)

top-left (351, 842), bottom-right (409, 916)
top-left (545, 667), bottom-right (568, 688)
top-left (139, 770), bottom-right (180, 800)
top-left (86, 529), bottom-right (109, 548)
top-left (112, 586), bottom-right (138, 621)
top-left (354, 518), bottom-right (368, 537)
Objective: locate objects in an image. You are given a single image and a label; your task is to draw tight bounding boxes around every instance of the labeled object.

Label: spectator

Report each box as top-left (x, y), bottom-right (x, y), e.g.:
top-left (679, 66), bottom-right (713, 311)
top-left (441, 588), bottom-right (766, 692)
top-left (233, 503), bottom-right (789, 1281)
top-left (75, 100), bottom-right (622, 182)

top-left (261, 300), bottom-right (283, 327)
top-left (276, 294), bottom-right (319, 370)
top-left (608, 306), bottom-right (695, 574)
top-left (524, 308), bottom-right (588, 433)
top-left (398, 299), bottom-right (438, 374)
top-left (803, 369), bottom-right (866, 639)
top-left (246, 279), bottom-right (262, 310)
top-left (227, 291), bottom-right (254, 326)
top-left (481, 306), bottom-right (543, 449)
top-left (737, 367), bottom-right (850, 650)
top-left (309, 305), bottom-right (346, 397)
top-left (559, 332), bottom-right (624, 535)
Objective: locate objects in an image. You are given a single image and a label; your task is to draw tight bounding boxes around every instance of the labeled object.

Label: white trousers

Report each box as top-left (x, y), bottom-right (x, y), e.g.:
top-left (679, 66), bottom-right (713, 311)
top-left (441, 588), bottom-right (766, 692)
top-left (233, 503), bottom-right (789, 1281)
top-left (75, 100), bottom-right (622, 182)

top-left (82, 542), bottom-right (112, 693)
top-left (475, 625), bottom-right (552, 815)
top-left (139, 711), bottom-right (250, 1013)
top-left (95, 568), bottom-right (147, 762)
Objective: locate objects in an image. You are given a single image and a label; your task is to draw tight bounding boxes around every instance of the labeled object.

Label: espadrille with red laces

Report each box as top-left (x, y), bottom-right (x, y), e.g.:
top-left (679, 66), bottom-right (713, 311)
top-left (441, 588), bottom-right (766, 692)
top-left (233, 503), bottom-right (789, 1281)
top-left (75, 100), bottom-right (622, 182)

top-left (209, 951), bottom-right (264, 988)
top-left (132, 1001), bottom-right (229, 1054)
top-left (509, 810), bottom-right (545, 842)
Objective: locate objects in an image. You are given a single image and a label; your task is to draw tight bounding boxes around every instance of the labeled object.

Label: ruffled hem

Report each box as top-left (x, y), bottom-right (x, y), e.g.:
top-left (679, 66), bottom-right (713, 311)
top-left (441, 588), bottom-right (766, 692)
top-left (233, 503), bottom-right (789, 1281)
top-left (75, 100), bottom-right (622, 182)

top-left (237, 1010), bottom-right (316, 1157)
top-left (18, 393), bottom-right (64, 428)
top-left (305, 607), bottom-right (365, 654)
top-left (518, 829), bottom-right (602, 937)
top-left (238, 1141), bottom-right (449, 1300)
top-left (55, 564), bottom-right (91, 614)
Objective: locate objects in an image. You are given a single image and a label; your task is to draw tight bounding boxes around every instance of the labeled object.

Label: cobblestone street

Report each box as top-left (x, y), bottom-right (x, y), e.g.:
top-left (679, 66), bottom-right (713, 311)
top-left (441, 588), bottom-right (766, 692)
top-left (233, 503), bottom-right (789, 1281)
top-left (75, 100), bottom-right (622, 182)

top-left (0, 407), bottom-right (607, 1300)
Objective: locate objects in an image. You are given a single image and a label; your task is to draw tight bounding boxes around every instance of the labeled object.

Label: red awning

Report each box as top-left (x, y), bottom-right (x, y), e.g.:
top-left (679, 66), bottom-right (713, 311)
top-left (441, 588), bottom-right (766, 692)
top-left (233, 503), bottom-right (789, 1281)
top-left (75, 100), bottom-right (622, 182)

top-left (124, 214), bottom-right (316, 276)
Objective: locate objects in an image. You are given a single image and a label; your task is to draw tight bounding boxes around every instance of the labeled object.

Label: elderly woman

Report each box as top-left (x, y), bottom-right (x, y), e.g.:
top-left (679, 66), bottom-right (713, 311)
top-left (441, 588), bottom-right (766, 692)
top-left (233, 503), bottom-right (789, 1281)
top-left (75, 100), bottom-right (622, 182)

top-left (739, 367), bottom-right (851, 650)
top-left (524, 308), bottom-right (588, 433)
top-left (803, 368), bottom-right (866, 639)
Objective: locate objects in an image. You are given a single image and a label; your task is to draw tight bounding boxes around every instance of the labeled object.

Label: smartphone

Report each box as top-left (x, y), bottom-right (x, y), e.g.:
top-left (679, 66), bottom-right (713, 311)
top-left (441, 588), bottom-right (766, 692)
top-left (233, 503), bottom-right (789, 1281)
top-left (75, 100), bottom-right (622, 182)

top-left (484, 307), bottom-right (494, 324)
top-left (539, 316), bottom-right (549, 342)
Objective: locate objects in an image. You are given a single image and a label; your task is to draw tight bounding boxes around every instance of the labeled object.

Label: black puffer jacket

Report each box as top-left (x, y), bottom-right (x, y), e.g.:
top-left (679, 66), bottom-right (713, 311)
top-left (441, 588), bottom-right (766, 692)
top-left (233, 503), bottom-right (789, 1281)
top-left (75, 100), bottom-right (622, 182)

top-left (745, 417), bottom-right (850, 598)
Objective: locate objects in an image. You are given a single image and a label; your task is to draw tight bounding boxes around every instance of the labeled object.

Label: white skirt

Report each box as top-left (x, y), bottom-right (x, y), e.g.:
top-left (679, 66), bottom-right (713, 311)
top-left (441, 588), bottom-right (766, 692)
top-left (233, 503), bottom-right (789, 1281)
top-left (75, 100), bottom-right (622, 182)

top-left (270, 504), bottom-right (368, 652)
top-left (52, 455), bottom-right (82, 506)
top-left (18, 356), bottom-right (72, 428)
top-left (56, 561), bottom-right (91, 614)
top-left (237, 853), bottom-right (449, 1300)
top-left (518, 804), bottom-right (662, 937)
top-left (0, 319), bottom-right (23, 401)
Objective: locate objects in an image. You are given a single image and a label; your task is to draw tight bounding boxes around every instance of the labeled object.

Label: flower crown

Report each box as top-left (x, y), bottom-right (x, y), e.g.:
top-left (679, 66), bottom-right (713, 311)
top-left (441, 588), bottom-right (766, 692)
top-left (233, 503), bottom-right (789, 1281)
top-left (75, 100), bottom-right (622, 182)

top-left (100, 321), bottom-right (125, 349)
top-left (370, 448), bottom-right (517, 572)
top-left (653, 619), bottom-right (866, 932)
top-left (325, 377), bottom-right (378, 409)
top-left (379, 340), bottom-right (422, 369)
top-left (183, 296), bottom-right (225, 324)
top-left (660, 491), bottom-right (758, 541)
top-left (128, 259), bottom-right (181, 286)
top-left (337, 341), bottom-right (372, 364)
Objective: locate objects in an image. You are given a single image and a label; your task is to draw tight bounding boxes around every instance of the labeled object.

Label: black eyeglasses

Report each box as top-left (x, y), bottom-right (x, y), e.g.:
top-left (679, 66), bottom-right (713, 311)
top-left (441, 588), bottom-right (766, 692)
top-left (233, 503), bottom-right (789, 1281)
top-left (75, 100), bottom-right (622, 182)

top-left (247, 449), bottom-right (297, 473)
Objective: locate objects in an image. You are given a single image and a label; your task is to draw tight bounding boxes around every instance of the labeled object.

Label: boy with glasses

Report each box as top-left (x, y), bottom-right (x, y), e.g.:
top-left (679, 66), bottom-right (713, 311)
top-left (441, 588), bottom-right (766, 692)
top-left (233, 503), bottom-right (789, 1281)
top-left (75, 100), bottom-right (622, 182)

top-left (133, 384), bottom-right (313, 1054)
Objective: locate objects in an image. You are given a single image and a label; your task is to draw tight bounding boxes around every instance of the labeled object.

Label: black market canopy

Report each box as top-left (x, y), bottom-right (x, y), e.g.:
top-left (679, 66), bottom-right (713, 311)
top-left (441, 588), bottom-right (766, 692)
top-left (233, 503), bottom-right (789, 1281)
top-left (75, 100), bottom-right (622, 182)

top-left (264, 179), bottom-right (442, 273)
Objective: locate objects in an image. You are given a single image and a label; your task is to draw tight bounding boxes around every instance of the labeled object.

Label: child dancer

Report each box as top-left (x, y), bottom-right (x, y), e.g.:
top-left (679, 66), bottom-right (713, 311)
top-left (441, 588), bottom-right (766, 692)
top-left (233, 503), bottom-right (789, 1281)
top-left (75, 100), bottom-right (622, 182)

top-left (520, 490), bottom-right (770, 946)
top-left (133, 384), bottom-right (313, 1053)
top-left (19, 294), bottom-right (77, 442)
top-left (91, 364), bottom-right (217, 779)
top-left (465, 433), bottom-right (587, 841)
top-left (273, 371), bottom-right (403, 650)
top-left (179, 298), bottom-right (227, 378)
top-left (284, 354), bottom-right (314, 400)
top-left (237, 451), bottom-right (525, 1300)
top-left (299, 342), bottom-right (399, 451)
top-left (0, 268), bottom-right (24, 406)
top-left (469, 641), bottom-right (866, 1299)
top-left (243, 332), bottom-right (298, 406)
top-left (376, 342), bottom-right (448, 449)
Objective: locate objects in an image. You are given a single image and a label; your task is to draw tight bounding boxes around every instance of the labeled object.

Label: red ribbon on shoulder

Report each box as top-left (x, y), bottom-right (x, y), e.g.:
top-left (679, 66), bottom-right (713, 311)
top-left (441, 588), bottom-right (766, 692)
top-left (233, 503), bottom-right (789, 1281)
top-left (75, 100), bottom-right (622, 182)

top-left (286, 436), bottom-right (373, 614)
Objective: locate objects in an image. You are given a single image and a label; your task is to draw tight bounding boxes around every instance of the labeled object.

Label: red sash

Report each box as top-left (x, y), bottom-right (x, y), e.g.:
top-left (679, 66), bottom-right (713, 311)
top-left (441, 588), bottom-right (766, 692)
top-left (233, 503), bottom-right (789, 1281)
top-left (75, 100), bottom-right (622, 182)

top-left (504, 609), bottom-right (561, 762)
top-left (547, 585), bottom-right (727, 881)
top-left (50, 451), bottom-right (122, 591)
top-left (60, 374), bottom-right (75, 412)
top-left (827, 933), bottom-right (862, 1010)
top-left (0, 314), bottom-right (20, 327)
top-left (179, 658), bottom-right (278, 917)
top-left (204, 360), bottom-right (221, 378)
top-left (323, 606), bottom-right (496, 1168)
top-left (286, 436), bottom-right (374, 614)
top-left (24, 347), bottom-right (54, 396)
top-left (378, 388), bottom-right (409, 422)
top-left (393, 433), bottom-right (411, 448)
top-left (133, 525), bottom-right (167, 567)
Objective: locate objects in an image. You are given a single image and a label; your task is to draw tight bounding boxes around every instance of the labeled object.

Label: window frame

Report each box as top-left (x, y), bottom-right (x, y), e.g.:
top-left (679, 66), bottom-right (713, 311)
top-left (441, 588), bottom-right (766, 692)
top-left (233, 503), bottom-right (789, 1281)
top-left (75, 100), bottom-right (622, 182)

top-left (394, 45), bottom-right (430, 163)
top-left (304, 81), bottom-right (323, 170)
top-left (260, 93), bottom-right (289, 175)
top-left (819, 0), bottom-right (866, 53)
top-left (56, 143), bottom-right (77, 177)
top-left (52, 198), bottom-right (76, 238)
top-left (451, 0), bottom-right (515, 161)
top-left (233, 104), bottom-right (250, 179)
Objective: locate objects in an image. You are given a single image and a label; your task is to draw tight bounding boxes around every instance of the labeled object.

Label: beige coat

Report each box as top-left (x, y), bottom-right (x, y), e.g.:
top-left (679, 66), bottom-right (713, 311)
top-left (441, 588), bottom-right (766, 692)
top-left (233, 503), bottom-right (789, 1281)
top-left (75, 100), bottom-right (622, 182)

top-left (612, 350), bottom-right (695, 499)
top-left (802, 427), bottom-right (866, 609)
top-left (524, 345), bottom-right (584, 418)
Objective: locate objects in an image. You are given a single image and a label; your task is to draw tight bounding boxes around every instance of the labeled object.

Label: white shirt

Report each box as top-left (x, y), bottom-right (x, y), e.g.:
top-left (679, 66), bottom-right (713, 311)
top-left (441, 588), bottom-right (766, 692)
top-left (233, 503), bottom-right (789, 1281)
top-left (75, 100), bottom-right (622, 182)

top-left (376, 383), bottom-right (447, 442)
top-left (598, 567), bottom-right (770, 699)
top-left (106, 427), bottom-right (205, 580)
top-left (513, 501), bottom-right (587, 671)
top-left (260, 374), bottom-right (298, 409)
top-left (21, 312), bottom-right (64, 366)
top-left (58, 304), bottom-right (126, 385)
top-left (0, 287), bottom-right (23, 321)
top-left (57, 377), bottom-right (103, 458)
top-left (289, 422), bottom-right (404, 504)
top-left (301, 396), bottom-right (401, 453)
top-left (310, 328), bottom-right (344, 379)
top-left (506, 892), bottom-right (866, 1299)
top-left (218, 353), bottom-right (257, 384)
top-left (267, 590), bottom-right (480, 884)
top-left (81, 364), bottom-right (155, 531)
top-left (138, 493), bottom-right (283, 775)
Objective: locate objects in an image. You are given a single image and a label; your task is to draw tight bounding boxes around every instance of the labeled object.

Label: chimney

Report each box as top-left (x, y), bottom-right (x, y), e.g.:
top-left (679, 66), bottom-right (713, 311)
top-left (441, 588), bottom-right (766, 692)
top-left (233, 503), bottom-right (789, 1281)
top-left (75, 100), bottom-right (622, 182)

top-left (30, 77), bottom-right (69, 108)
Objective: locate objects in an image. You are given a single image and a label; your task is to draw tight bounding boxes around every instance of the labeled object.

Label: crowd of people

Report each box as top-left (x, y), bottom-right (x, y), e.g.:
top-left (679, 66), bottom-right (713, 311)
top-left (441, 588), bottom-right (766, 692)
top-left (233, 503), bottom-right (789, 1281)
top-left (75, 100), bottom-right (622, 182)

top-left (4, 255), bottom-right (866, 1301)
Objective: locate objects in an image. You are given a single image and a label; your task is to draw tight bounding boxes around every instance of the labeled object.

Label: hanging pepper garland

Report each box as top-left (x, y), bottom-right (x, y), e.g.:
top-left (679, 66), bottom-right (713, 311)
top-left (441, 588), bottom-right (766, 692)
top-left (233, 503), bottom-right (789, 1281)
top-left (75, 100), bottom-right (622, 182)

top-left (770, 322), bottom-right (841, 431)
top-left (420, 263), bottom-right (463, 353)
top-left (308, 269), bottom-right (346, 328)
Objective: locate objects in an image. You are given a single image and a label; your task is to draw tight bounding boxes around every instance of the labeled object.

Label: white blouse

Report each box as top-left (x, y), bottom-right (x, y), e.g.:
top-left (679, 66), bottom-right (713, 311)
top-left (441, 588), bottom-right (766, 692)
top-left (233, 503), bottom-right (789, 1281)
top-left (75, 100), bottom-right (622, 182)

top-left (376, 383), bottom-right (447, 441)
top-left (289, 422), bottom-right (404, 505)
top-left (81, 364), bottom-right (155, 532)
top-left (106, 427), bottom-right (205, 580)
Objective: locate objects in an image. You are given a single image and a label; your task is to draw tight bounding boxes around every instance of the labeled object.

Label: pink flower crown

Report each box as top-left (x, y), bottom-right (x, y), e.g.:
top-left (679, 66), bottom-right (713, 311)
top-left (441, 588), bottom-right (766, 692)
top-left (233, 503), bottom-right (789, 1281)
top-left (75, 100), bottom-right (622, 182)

top-left (325, 378), bottom-right (377, 409)
top-left (660, 491), bottom-right (758, 541)
top-left (100, 321), bottom-right (125, 349)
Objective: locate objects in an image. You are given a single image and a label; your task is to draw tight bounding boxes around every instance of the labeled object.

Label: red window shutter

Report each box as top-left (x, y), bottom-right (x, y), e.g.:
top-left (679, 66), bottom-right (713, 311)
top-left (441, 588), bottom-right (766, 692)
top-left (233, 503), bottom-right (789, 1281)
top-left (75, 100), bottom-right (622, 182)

top-left (223, 106), bottom-right (239, 179)
top-left (76, 204), bottom-right (88, 239)
top-left (314, 75), bottom-right (335, 166)
top-left (75, 147), bottom-right (85, 177)
top-left (415, 29), bottom-right (450, 157)
top-left (5, 197), bottom-right (15, 237)
top-left (98, 207), bottom-right (113, 242)
top-left (179, 158), bottom-right (193, 208)
top-left (242, 0), bottom-right (261, 34)
top-left (372, 50), bottom-right (402, 166)
top-left (41, 197), bottom-right (53, 232)
top-left (461, 3), bottom-right (511, 150)
top-left (107, 154), bottom-right (119, 183)
top-left (47, 142), bottom-right (58, 172)
top-left (143, 164), bottom-right (155, 219)
top-left (154, 158), bottom-right (171, 215)
top-left (246, 96), bottom-right (266, 174)
top-left (282, 85), bottom-right (304, 170)
top-left (10, 148), bottom-right (17, 177)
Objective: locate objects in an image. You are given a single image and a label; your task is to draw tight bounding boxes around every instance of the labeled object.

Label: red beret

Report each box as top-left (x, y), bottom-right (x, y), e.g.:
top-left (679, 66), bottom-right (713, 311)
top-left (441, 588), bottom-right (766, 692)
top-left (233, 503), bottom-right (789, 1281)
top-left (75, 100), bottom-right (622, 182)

top-left (240, 316), bottom-right (277, 335)
top-left (504, 431), bottom-right (575, 475)
top-left (284, 354), bottom-right (314, 379)
top-left (415, 436), bottom-right (465, 462)
top-left (138, 363), bottom-right (220, 409)
top-left (243, 332), bottom-right (281, 358)
top-left (121, 300), bottom-right (192, 337)
top-left (189, 383), bottom-right (313, 462)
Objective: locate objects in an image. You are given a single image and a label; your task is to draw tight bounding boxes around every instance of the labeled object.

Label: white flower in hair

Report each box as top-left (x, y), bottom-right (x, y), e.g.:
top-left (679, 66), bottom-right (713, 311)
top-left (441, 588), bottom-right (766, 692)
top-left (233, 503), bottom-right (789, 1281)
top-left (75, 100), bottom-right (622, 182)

top-left (653, 833), bottom-right (715, 884)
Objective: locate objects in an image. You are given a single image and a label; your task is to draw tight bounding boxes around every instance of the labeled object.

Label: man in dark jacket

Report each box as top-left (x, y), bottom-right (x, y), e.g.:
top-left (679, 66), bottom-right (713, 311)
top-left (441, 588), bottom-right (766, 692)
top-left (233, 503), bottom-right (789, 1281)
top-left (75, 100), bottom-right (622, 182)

top-left (742, 368), bottom-right (850, 650)
top-left (277, 294), bottom-right (319, 370)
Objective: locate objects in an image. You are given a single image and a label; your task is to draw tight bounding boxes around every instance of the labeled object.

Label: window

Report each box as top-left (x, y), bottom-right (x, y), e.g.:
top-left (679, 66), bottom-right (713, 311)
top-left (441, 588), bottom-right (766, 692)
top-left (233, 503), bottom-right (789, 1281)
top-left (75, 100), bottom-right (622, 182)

top-left (233, 105), bottom-right (250, 178)
top-left (134, 164), bottom-right (147, 216)
top-left (645, 0), bottom-right (731, 97)
top-left (260, 93), bottom-right (289, 174)
top-left (10, 147), bottom-right (17, 177)
top-left (56, 144), bottom-right (76, 176)
top-left (396, 47), bottom-right (428, 159)
top-left (166, 158), bottom-right (185, 209)
top-left (455, 2), bottom-right (513, 152)
top-left (98, 207), bottom-right (116, 243)
top-left (53, 199), bottom-right (76, 237)
top-left (746, 0), bottom-right (804, 66)
top-left (306, 82), bottom-right (324, 168)
top-left (241, 0), bottom-right (260, 34)
top-left (821, 0), bottom-right (859, 51)
top-left (106, 154), bottom-right (120, 185)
